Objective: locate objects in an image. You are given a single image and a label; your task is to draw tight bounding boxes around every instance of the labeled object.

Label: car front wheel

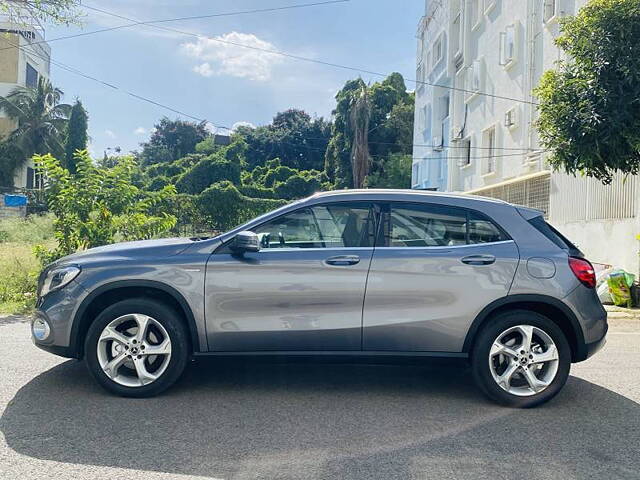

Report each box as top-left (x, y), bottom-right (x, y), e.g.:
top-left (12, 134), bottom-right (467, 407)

top-left (85, 298), bottom-right (189, 397)
top-left (471, 310), bottom-right (571, 408)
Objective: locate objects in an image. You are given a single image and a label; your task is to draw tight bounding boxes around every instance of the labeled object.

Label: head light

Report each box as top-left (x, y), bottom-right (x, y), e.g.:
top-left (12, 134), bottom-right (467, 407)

top-left (40, 266), bottom-right (81, 297)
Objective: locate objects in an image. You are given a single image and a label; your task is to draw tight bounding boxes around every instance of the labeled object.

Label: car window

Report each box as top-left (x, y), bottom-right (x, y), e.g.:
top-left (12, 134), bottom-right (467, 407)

top-left (388, 204), bottom-right (467, 247)
top-left (385, 203), bottom-right (507, 247)
top-left (253, 203), bottom-right (374, 249)
top-left (468, 211), bottom-right (508, 244)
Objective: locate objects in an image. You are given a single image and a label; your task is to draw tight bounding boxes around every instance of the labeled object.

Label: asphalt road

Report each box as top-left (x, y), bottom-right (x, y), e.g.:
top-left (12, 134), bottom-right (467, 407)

top-left (1, 315), bottom-right (639, 480)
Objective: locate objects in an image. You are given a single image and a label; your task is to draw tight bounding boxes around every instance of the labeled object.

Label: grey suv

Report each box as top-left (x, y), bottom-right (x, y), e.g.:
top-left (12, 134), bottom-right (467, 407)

top-left (32, 190), bottom-right (607, 407)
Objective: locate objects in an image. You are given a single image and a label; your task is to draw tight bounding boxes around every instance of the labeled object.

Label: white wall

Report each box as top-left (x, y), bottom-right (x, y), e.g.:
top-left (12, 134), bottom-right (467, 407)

top-left (553, 219), bottom-right (640, 275)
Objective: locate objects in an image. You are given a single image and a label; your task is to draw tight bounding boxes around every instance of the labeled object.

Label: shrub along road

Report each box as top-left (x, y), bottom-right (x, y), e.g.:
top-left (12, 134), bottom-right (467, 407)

top-left (0, 315), bottom-right (638, 480)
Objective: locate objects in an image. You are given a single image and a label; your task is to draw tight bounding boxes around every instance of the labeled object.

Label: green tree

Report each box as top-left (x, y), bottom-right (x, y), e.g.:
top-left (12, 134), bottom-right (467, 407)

top-left (197, 181), bottom-right (286, 232)
top-left (139, 117), bottom-right (209, 165)
top-left (364, 153), bottom-right (412, 188)
top-left (325, 73), bottom-right (414, 188)
top-left (0, 0), bottom-right (82, 25)
top-left (34, 150), bottom-right (176, 263)
top-left (0, 78), bottom-right (71, 179)
top-left (64, 99), bottom-right (88, 174)
top-left (235, 109), bottom-right (331, 171)
top-left (535, 0), bottom-right (640, 183)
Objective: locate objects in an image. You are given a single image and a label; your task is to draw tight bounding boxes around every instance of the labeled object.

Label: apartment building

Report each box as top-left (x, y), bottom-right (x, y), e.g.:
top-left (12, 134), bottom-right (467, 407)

top-left (0, 16), bottom-right (51, 190)
top-left (413, 0), bottom-right (640, 274)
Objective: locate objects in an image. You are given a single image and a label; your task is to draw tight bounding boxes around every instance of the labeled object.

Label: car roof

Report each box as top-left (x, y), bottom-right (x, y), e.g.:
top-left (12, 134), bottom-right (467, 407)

top-left (308, 189), bottom-right (510, 206)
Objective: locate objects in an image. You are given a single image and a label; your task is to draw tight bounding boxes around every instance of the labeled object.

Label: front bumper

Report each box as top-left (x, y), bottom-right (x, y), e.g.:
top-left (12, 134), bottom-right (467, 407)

top-left (31, 280), bottom-right (88, 359)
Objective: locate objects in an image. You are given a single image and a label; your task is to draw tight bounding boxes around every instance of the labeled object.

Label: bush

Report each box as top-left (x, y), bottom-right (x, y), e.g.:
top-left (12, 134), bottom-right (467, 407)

top-left (197, 181), bottom-right (287, 231)
top-left (34, 150), bottom-right (177, 263)
top-left (175, 155), bottom-right (241, 194)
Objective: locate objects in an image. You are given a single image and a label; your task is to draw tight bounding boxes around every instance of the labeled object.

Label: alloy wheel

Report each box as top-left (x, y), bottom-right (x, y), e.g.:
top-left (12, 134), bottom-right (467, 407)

top-left (96, 313), bottom-right (172, 387)
top-left (488, 324), bottom-right (559, 397)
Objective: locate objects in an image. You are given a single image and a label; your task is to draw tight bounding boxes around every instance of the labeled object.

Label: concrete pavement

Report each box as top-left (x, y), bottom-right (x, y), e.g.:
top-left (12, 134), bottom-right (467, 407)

top-left (1, 315), bottom-right (639, 480)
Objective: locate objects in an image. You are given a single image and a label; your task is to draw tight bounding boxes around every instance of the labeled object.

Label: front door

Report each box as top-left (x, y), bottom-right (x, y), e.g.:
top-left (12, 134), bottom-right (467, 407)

top-left (205, 202), bottom-right (376, 351)
top-left (363, 201), bottom-right (519, 352)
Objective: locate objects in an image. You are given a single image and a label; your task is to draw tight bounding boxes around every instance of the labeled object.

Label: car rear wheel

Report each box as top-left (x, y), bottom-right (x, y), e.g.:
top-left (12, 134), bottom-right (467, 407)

top-left (471, 310), bottom-right (571, 408)
top-left (85, 298), bottom-right (189, 397)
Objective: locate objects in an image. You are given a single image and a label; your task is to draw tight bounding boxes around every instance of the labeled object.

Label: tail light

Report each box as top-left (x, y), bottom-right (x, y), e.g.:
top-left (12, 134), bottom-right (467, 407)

top-left (568, 257), bottom-right (596, 288)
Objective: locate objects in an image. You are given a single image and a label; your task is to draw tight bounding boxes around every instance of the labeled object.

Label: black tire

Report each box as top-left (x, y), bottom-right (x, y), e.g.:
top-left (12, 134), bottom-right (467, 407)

top-left (471, 309), bottom-right (571, 408)
top-left (84, 298), bottom-right (190, 397)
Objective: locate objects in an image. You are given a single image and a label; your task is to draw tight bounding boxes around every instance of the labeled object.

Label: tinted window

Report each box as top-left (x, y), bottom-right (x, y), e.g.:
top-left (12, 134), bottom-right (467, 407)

top-left (528, 216), bottom-right (582, 254)
top-left (253, 203), bottom-right (374, 249)
top-left (388, 204), bottom-right (467, 247)
top-left (468, 211), bottom-right (507, 244)
top-left (384, 203), bottom-right (507, 247)
top-left (26, 63), bottom-right (38, 88)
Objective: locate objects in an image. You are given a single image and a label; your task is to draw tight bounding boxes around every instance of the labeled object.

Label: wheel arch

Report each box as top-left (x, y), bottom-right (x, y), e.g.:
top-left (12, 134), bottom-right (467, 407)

top-left (70, 280), bottom-right (201, 358)
top-left (463, 294), bottom-right (587, 362)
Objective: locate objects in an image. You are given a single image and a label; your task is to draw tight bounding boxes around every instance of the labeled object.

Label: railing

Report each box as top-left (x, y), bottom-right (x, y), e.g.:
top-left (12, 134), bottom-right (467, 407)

top-left (549, 172), bottom-right (638, 222)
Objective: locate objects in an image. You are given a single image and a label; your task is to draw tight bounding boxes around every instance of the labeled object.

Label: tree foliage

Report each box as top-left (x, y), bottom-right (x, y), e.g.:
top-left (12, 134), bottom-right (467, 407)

top-left (235, 109), bottom-right (331, 171)
top-left (34, 150), bottom-right (176, 263)
top-left (325, 73), bottom-right (414, 188)
top-left (196, 181), bottom-right (287, 232)
top-left (364, 153), bottom-right (412, 188)
top-left (0, 0), bottom-right (82, 25)
top-left (64, 99), bottom-right (88, 174)
top-left (0, 77), bottom-right (71, 173)
top-left (535, 0), bottom-right (640, 183)
top-left (139, 118), bottom-right (209, 165)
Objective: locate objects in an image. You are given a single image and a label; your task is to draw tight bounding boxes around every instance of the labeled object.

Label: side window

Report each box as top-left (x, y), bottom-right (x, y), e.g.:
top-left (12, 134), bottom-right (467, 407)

top-left (388, 204), bottom-right (467, 247)
top-left (468, 211), bottom-right (507, 244)
top-left (384, 203), bottom-right (507, 247)
top-left (253, 203), bottom-right (374, 249)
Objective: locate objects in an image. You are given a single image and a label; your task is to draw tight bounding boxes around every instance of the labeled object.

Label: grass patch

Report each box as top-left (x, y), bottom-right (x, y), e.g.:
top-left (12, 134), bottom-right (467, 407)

top-left (0, 214), bottom-right (56, 314)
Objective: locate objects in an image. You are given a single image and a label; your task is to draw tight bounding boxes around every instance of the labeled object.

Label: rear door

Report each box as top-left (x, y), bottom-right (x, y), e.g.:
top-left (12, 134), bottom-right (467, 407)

top-left (362, 202), bottom-right (519, 352)
top-left (205, 201), bottom-right (377, 351)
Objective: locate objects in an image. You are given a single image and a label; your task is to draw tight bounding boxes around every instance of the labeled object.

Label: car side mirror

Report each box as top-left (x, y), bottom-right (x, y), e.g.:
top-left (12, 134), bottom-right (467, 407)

top-left (230, 230), bottom-right (260, 253)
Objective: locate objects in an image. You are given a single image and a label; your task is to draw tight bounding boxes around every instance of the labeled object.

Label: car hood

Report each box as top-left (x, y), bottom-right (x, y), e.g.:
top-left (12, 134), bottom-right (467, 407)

top-left (51, 237), bottom-right (196, 267)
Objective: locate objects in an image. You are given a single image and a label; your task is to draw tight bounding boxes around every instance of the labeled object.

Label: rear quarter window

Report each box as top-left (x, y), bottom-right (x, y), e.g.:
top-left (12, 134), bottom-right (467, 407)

top-left (528, 216), bottom-right (582, 255)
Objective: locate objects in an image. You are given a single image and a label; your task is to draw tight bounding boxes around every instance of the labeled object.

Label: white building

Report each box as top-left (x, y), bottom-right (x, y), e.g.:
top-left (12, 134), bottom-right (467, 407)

top-left (0, 15), bottom-right (51, 190)
top-left (414, 0), bottom-right (640, 275)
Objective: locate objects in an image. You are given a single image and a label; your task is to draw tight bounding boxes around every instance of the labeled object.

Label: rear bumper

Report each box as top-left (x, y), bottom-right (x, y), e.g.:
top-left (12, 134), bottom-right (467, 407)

top-left (583, 323), bottom-right (608, 360)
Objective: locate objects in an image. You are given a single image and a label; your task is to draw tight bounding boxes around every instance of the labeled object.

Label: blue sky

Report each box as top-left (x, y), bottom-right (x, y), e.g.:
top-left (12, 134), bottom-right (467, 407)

top-left (46, 0), bottom-right (424, 157)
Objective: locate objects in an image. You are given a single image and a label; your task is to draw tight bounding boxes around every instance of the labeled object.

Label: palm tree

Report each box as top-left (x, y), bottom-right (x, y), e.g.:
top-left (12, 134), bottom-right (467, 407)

top-left (0, 77), bottom-right (71, 160)
top-left (349, 85), bottom-right (371, 189)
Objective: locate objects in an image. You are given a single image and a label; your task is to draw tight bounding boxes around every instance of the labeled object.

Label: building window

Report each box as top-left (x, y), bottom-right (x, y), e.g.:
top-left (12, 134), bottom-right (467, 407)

top-left (499, 24), bottom-right (517, 67)
top-left (504, 106), bottom-right (518, 129)
top-left (466, 59), bottom-right (484, 102)
top-left (460, 138), bottom-right (472, 167)
top-left (484, 0), bottom-right (497, 14)
top-left (452, 10), bottom-right (463, 62)
top-left (440, 95), bottom-right (450, 120)
top-left (470, 0), bottom-right (482, 30)
top-left (483, 126), bottom-right (496, 175)
top-left (432, 34), bottom-right (444, 70)
top-left (26, 63), bottom-right (38, 88)
top-left (543, 0), bottom-right (557, 23)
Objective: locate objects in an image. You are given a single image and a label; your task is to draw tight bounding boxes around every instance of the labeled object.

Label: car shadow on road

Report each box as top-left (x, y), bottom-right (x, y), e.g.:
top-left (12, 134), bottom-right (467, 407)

top-left (2, 357), bottom-right (639, 480)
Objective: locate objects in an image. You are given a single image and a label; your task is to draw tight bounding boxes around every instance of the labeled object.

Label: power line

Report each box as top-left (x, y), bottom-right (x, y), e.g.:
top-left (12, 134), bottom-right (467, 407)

top-left (84, 4), bottom-right (538, 106)
top-left (1, 33), bottom-right (545, 159)
top-left (7, 2), bottom-right (538, 106)
top-left (0, 0), bottom-right (350, 52)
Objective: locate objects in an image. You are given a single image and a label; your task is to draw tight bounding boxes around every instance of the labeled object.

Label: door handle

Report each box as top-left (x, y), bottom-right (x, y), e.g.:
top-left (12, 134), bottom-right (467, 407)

top-left (325, 255), bottom-right (360, 266)
top-left (461, 254), bottom-right (496, 265)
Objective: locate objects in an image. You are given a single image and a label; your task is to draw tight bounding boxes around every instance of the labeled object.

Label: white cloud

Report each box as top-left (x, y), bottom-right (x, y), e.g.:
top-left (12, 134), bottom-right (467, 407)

top-left (232, 121), bottom-right (255, 131)
top-left (192, 63), bottom-right (214, 77)
top-left (181, 32), bottom-right (284, 81)
top-left (133, 127), bottom-right (147, 135)
top-left (105, 129), bottom-right (116, 139)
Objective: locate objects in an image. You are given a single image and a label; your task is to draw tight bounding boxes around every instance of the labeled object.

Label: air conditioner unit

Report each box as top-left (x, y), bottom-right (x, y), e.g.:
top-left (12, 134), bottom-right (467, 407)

top-left (432, 135), bottom-right (444, 151)
top-left (451, 125), bottom-right (464, 141)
